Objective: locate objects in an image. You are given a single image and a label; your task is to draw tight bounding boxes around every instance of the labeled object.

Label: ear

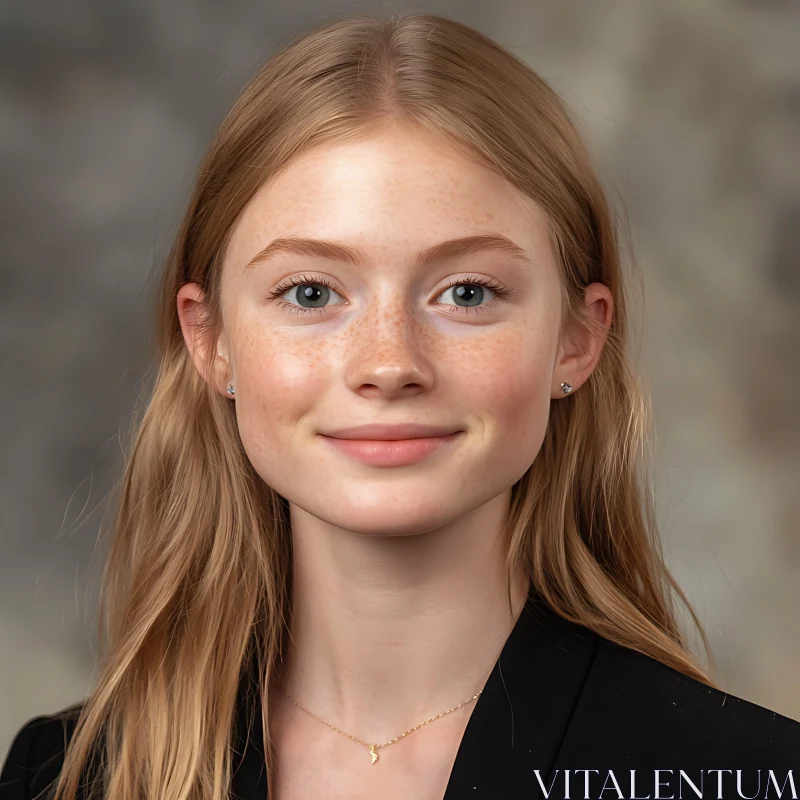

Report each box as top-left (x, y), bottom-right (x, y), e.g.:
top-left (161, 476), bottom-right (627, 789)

top-left (176, 283), bottom-right (233, 400)
top-left (552, 282), bottom-right (614, 398)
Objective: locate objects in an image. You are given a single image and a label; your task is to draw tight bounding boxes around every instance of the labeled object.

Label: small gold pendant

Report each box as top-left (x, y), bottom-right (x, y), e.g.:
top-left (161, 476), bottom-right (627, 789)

top-left (369, 744), bottom-right (379, 764)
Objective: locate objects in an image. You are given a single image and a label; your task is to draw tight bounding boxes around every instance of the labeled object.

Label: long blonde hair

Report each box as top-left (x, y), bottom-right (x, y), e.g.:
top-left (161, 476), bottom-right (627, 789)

top-left (51, 12), bottom-right (715, 800)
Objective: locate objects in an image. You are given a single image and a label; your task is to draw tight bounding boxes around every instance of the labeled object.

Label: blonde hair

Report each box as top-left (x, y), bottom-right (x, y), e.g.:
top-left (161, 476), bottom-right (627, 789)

top-left (51, 12), bottom-right (715, 800)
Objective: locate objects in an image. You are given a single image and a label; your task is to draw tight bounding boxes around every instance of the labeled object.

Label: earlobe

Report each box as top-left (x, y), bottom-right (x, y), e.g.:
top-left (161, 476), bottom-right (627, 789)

top-left (218, 338), bottom-right (236, 399)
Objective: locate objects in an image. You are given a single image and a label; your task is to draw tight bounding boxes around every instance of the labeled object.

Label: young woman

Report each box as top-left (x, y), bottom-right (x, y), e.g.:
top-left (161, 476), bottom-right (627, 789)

top-left (3, 12), bottom-right (798, 800)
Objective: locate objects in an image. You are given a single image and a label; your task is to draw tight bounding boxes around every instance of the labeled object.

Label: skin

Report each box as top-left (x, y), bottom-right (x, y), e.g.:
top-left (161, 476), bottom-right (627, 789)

top-left (178, 123), bottom-right (613, 798)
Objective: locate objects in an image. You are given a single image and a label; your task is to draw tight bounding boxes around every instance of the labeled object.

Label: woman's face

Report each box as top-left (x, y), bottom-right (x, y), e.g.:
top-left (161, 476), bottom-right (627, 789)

top-left (183, 125), bottom-right (599, 537)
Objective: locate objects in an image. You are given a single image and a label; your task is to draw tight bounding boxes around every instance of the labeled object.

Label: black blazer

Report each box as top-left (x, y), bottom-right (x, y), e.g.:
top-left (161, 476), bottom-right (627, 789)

top-left (3, 588), bottom-right (800, 799)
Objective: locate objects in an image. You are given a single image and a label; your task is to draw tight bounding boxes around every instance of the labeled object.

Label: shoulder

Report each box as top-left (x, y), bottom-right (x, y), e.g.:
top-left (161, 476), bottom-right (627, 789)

top-left (1, 706), bottom-right (83, 800)
top-left (568, 635), bottom-right (800, 764)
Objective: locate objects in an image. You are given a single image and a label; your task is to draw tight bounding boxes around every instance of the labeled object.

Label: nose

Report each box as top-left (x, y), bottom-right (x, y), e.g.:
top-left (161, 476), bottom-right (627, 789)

top-left (343, 300), bottom-right (434, 397)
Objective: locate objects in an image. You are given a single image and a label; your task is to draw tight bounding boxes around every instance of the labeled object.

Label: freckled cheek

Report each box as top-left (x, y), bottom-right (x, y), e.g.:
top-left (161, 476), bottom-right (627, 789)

top-left (469, 344), bottom-right (552, 449)
top-left (233, 343), bottom-right (330, 457)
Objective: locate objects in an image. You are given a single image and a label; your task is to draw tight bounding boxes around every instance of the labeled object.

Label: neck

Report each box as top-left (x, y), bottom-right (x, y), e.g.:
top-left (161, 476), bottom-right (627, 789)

top-left (273, 491), bottom-right (531, 745)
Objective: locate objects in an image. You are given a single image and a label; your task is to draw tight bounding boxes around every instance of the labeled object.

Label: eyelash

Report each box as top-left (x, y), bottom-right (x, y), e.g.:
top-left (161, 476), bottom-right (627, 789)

top-left (265, 272), bottom-right (513, 317)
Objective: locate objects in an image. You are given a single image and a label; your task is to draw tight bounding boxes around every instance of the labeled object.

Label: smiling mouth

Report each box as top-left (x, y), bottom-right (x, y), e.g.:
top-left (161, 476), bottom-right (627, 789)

top-left (318, 431), bottom-right (464, 466)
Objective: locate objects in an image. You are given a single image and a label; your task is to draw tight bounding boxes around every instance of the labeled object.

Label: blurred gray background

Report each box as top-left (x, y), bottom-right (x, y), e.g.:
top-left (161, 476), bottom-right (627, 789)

top-left (2, 0), bottom-right (798, 756)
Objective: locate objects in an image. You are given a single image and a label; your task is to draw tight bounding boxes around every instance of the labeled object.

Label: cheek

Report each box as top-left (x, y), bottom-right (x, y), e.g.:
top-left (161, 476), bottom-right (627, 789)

top-left (467, 330), bottom-right (554, 446)
top-left (230, 331), bottom-right (329, 468)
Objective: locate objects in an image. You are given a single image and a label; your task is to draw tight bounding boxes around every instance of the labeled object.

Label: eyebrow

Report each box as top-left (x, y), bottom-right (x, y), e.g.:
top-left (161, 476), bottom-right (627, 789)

top-left (242, 233), bottom-right (533, 272)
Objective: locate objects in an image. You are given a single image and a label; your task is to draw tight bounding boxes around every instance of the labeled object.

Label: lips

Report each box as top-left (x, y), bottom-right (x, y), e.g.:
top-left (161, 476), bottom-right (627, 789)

top-left (321, 423), bottom-right (463, 440)
top-left (319, 430), bottom-right (464, 466)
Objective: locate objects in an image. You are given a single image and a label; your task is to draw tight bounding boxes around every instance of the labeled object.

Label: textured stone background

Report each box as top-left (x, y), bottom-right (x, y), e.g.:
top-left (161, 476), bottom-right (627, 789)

top-left (1, 0), bottom-right (798, 755)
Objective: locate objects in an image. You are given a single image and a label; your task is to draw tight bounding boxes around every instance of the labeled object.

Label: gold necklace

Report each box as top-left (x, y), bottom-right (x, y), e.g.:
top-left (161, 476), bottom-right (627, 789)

top-left (280, 686), bottom-right (484, 764)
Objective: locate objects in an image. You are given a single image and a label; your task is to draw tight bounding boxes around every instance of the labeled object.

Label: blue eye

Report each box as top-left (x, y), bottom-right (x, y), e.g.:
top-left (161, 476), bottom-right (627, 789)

top-left (267, 273), bottom-right (512, 317)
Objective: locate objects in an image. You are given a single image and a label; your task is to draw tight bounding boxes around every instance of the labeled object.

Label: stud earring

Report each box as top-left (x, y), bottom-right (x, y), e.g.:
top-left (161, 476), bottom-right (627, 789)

top-left (226, 384), bottom-right (235, 396)
top-left (560, 382), bottom-right (573, 395)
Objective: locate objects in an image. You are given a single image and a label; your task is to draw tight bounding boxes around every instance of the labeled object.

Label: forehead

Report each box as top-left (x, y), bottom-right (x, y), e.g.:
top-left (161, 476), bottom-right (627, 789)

top-left (223, 126), bottom-right (552, 274)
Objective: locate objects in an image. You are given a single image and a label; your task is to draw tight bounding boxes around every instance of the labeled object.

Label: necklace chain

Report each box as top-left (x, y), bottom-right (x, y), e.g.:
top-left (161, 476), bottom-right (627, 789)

top-left (280, 686), bottom-right (484, 763)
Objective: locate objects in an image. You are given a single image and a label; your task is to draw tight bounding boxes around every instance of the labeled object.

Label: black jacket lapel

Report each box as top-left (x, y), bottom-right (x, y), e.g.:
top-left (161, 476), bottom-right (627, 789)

top-left (443, 590), bottom-right (598, 798)
top-left (231, 651), bottom-right (268, 800)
